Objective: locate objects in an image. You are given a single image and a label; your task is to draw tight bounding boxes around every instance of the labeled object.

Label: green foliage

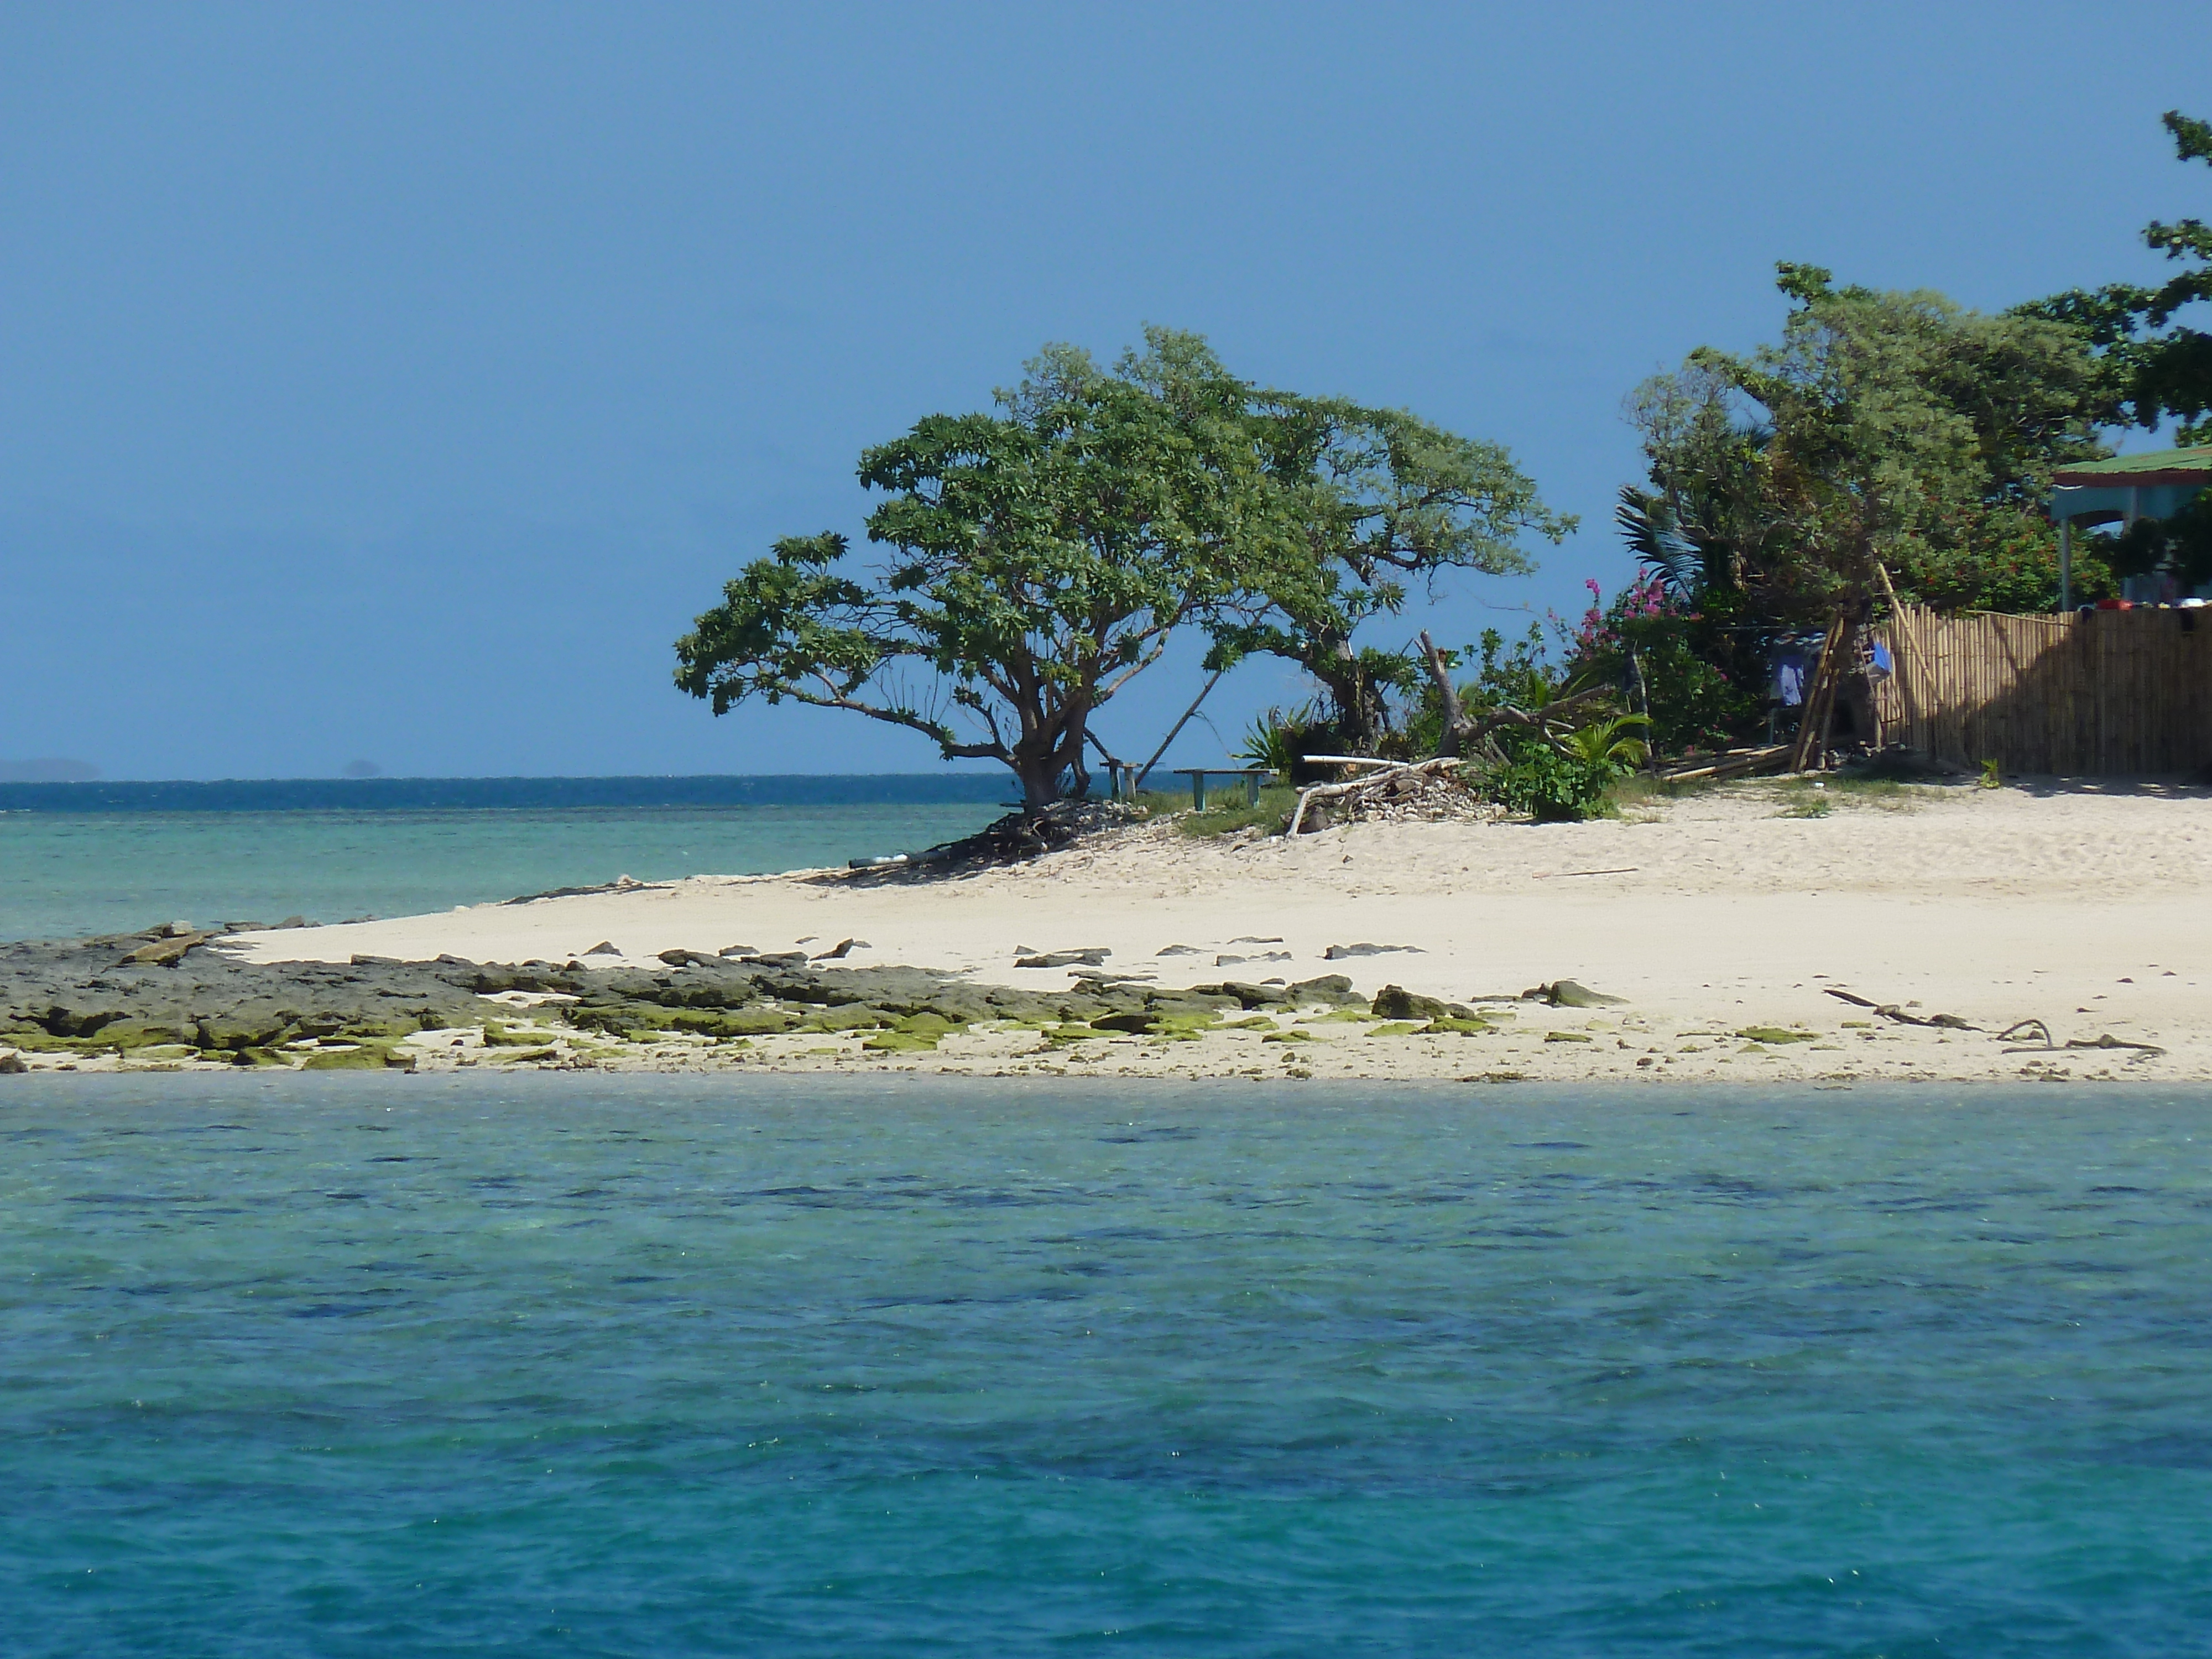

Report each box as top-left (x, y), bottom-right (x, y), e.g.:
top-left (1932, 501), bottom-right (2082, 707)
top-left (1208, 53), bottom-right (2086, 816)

top-left (1562, 572), bottom-right (1762, 752)
top-left (677, 331), bottom-right (1574, 806)
top-left (1480, 746), bottom-right (1618, 822)
top-left (1401, 623), bottom-right (1556, 755)
top-left (1908, 506), bottom-right (2114, 611)
top-left (1632, 266), bottom-right (2111, 622)
top-left (1208, 400), bottom-right (1572, 752)
top-left (676, 330), bottom-right (1295, 810)
top-left (2100, 489), bottom-right (2212, 587)
top-left (1556, 712), bottom-right (1650, 770)
top-left (1237, 703), bottom-right (1335, 779)
top-left (1133, 784), bottom-right (1303, 838)
top-left (2023, 111), bottom-right (2212, 444)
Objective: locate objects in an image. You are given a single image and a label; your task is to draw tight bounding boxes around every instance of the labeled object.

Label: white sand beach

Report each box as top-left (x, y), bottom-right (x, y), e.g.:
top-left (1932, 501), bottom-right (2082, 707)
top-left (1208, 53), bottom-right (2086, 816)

top-left (210, 779), bottom-right (2212, 1085)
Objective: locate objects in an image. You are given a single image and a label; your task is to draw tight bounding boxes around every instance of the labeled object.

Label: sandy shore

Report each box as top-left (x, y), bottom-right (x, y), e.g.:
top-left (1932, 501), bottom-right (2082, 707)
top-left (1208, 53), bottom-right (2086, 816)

top-left (201, 778), bottom-right (2211, 1085)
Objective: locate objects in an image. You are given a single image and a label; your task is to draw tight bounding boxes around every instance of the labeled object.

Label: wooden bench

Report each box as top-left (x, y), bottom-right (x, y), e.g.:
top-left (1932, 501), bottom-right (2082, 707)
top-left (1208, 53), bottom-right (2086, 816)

top-left (1170, 766), bottom-right (1275, 810)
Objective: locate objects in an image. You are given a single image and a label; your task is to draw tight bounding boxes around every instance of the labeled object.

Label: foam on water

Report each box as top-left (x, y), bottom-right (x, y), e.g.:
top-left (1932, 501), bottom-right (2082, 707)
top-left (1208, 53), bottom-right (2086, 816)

top-left (4, 1077), bottom-right (2209, 1655)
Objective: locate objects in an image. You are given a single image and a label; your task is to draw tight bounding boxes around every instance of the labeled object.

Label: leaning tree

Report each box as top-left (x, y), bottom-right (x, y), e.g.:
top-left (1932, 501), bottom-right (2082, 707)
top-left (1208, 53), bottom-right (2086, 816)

top-left (1207, 397), bottom-right (1571, 754)
top-left (674, 330), bottom-right (1296, 812)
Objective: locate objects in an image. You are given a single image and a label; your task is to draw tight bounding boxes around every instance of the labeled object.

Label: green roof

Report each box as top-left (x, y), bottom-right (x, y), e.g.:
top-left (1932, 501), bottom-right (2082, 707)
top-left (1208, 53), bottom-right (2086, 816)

top-left (2051, 446), bottom-right (2212, 484)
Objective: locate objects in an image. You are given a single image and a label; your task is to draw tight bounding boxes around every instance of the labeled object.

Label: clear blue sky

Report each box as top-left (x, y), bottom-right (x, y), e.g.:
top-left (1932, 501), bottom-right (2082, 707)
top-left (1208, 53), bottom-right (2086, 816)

top-left (4, 2), bottom-right (2206, 780)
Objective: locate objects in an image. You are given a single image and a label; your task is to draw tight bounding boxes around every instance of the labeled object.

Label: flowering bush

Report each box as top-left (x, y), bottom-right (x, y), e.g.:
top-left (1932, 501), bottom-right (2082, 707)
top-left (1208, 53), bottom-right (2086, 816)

top-left (1557, 575), bottom-right (1761, 754)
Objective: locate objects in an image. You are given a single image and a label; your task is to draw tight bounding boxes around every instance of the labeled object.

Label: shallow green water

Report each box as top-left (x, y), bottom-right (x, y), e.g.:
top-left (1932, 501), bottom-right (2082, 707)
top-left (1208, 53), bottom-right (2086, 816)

top-left (0, 802), bottom-right (1001, 941)
top-left (3, 1078), bottom-right (2209, 1655)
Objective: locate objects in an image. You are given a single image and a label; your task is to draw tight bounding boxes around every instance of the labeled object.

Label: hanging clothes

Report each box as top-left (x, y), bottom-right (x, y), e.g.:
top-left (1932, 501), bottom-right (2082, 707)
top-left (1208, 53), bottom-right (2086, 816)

top-left (1770, 641), bottom-right (1814, 706)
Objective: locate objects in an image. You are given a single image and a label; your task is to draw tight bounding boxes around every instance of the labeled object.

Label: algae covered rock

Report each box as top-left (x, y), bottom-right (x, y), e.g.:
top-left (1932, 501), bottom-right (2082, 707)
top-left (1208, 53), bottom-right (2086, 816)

top-left (1526, 979), bottom-right (1627, 1009)
top-left (1370, 985), bottom-right (1478, 1023)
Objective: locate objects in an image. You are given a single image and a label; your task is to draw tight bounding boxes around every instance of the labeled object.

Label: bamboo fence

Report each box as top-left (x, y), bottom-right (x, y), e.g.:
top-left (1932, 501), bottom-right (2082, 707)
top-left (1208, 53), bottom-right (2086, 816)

top-left (1874, 603), bottom-right (2212, 775)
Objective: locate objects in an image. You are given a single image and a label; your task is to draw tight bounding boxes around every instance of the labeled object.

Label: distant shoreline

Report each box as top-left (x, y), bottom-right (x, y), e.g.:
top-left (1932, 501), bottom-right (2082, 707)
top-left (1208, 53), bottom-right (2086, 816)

top-left (0, 772), bottom-right (1015, 813)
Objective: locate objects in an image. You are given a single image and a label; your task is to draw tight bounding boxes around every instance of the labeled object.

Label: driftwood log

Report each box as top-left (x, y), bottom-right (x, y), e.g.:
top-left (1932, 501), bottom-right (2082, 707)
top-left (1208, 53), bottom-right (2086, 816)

top-left (1286, 687), bottom-right (1615, 835)
top-left (1286, 757), bottom-right (1465, 837)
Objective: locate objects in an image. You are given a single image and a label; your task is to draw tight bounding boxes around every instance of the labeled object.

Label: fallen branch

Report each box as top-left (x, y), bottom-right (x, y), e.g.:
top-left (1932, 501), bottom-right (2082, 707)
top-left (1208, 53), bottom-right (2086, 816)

top-left (2003, 1030), bottom-right (2168, 1059)
top-left (1287, 757), bottom-right (1466, 837)
top-left (1822, 987), bottom-right (1978, 1030)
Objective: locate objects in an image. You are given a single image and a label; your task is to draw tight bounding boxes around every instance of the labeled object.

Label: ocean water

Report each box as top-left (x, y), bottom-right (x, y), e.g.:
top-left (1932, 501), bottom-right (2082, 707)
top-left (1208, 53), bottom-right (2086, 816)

top-left (4, 1076), bottom-right (2208, 1656)
top-left (0, 778), bottom-right (1008, 941)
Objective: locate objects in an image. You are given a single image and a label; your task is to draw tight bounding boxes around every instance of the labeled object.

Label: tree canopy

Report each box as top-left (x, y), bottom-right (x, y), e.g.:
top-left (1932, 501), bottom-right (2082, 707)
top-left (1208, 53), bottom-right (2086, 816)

top-left (675, 330), bottom-right (1292, 810)
top-left (1211, 399), bottom-right (1572, 753)
top-left (1627, 264), bottom-right (2110, 621)
top-left (2025, 109), bottom-right (2212, 445)
top-left (677, 331), bottom-right (1563, 804)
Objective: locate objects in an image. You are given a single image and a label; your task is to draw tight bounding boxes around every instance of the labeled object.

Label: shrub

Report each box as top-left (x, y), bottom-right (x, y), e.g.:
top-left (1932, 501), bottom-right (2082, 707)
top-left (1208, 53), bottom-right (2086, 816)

top-left (1481, 747), bottom-right (1618, 821)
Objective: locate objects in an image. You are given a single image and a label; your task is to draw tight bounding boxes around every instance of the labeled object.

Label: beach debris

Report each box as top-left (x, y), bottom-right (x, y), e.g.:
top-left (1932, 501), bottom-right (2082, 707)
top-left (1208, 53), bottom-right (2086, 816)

top-left (2000, 1021), bottom-right (2166, 1060)
top-left (2070, 1034), bottom-right (2167, 1057)
top-left (1657, 745), bottom-right (1791, 785)
top-left (1823, 987), bottom-right (1976, 1029)
top-left (1324, 943), bottom-right (1423, 959)
top-left (1524, 980), bottom-right (1627, 1008)
top-left (716, 944), bottom-right (761, 957)
top-left (1287, 757), bottom-right (1485, 836)
top-left (1017, 948), bottom-right (1111, 968)
top-left (583, 941), bottom-right (622, 956)
top-left (1531, 868), bottom-right (1640, 880)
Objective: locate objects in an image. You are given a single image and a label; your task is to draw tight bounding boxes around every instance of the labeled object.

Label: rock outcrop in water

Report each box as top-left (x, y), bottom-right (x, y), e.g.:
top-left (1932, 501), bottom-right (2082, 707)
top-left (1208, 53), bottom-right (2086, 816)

top-left (0, 925), bottom-right (1367, 1068)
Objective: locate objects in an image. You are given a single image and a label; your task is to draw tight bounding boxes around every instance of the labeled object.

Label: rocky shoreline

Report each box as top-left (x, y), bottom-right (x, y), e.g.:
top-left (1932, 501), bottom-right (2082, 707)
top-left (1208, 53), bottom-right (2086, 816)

top-left (0, 922), bottom-right (1374, 1073)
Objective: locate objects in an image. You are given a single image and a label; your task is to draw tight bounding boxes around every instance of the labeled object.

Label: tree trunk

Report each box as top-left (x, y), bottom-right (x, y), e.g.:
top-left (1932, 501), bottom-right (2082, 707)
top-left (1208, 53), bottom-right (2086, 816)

top-left (1010, 749), bottom-right (1063, 813)
top-left (1313, 642), bottom-right (1380, 754)
top-left (1418, 631), bottom-right (1478, 758)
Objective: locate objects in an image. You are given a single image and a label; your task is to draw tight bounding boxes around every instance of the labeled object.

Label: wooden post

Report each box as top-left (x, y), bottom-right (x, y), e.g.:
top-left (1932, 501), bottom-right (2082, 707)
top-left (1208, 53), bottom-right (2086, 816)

top-left (1790, 613), bottom-right (1850, 772)
top-left (1874, 564), bottom-right (1918, 754)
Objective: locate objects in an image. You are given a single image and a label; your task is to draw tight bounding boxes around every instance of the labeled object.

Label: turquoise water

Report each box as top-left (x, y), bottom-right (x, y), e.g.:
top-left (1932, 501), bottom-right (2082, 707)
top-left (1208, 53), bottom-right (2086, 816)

top-left (4, 1077), bottom-right (2209, 1655)
top-left (0, 802), bottom-right (1003, 941)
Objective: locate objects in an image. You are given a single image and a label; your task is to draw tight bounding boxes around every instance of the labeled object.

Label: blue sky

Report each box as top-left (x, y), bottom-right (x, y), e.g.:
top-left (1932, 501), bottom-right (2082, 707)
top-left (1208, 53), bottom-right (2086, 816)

top-left (4, 2), bottom-right (2206, 780)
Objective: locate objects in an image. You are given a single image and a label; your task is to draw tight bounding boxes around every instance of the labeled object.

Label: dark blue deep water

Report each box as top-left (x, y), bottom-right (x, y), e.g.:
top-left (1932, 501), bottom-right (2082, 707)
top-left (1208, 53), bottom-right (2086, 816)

top-left (3, 1077), bottom-right (2209, 1656)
